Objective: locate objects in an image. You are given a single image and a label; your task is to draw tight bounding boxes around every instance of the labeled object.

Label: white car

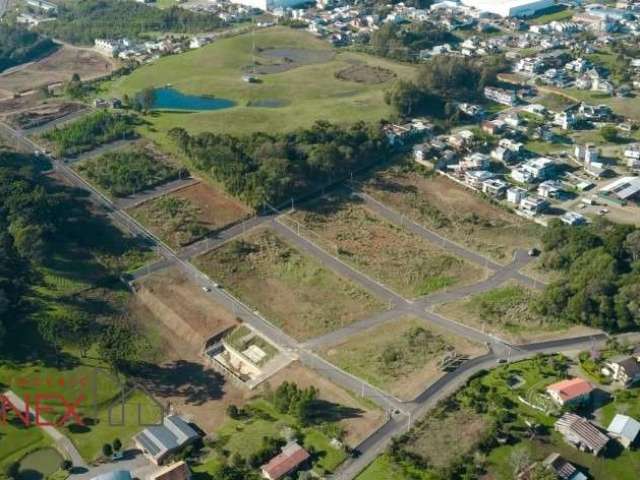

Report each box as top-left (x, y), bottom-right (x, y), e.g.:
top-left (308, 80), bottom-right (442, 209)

top-left (202, 286), bottom-right (211, 293)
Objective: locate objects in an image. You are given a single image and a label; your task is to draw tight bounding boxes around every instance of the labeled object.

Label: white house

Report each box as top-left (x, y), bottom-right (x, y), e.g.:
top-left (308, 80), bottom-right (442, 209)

top-left (519, 196), bottom-right (549, 216)
top-left (607, 414), bottom-right (640, 448)
top-left (507, 187), bottom-right (527, 205)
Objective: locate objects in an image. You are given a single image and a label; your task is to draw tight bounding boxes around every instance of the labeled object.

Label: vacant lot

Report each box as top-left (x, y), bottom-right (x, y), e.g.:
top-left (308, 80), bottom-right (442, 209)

top-left (405, 408), bottom-right (491, 469)
top-left (108, 27), bottom-right (416, 137)
top-left (321, 317), bottom-right (485, 400)
top-left (194, 227), bottom-right (384, 341)
top-left (335, 64), bottom-right (396, 84)
top-left (0, 44), bottom-right (115, 94)
top-left (266, 362), bottom-right (385, 447)
top-left (434, 281), bottom-right (595, 343)
top-left (128, 182), bottom-right (250, 248)
top-left (364, 168), bottom-right (542, 263)
top-left (5, 102), bottom-right (85, 129)
top-left (286, 192), bottom-right (486, 298)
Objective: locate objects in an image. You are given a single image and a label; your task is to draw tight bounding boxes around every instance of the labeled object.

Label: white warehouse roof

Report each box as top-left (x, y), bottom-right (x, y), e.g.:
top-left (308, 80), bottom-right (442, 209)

top-left (461, 0), bottom-right (554, 17)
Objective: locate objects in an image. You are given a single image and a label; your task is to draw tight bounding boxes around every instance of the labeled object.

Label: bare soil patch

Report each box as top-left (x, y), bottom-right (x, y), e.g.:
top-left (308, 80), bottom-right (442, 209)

top-left (245, 47), bottom-right (335, 75)
top-left (364, 167), bottom-right (542, 264)
top-left (265, 362), bottom-right (385, 447)
top-left (321, 317), bottom-right (485, 401)
top-left (5, 102), bottom-right (85, 129)
top-left (172, 181), bottom-right (250, 228)
top-left (0, 92), bottom-right (44, 116)
top-left (194, 227), bottom-right (384, 341)
top-left (0, 45), bottom-right (115, 94)
top-left (286, 191), bottom-right (487, 298)
top-left (335, 64), bottom-right (396, 84)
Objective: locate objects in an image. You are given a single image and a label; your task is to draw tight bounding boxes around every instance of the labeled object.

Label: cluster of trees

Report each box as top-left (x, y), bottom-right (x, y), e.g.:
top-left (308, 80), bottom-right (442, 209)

top-left (43, 110), bottom-right (137, 156)
top-left (77, 148), bottom-right (184, 197)
top-left (385, 55), bottom-right (508, 117)
top-left (0, 24), bottom-right (57, 73)
top-left (273, 382), bottom-right (319, 426)
top-left (38, 0), bottom-right (224, 45)
top-left (368, 22), bottom-right (455, 61)
top-left (169, 121), bottom-right (390, 208)
top-left (536, 219), bottom-right (640, 331)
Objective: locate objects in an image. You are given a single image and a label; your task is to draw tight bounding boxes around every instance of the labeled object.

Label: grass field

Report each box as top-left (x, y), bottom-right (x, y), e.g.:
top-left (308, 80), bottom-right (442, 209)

top-left (194, 227), bottom-right (384, 341)
top-left (285, 191), bottom-right (486, 297)
top-left (320, 317), bottom-right (485, 400)
top-left (433, 281), bottom-right (591, 343)
top-left (363, 167), bottom-right (542, 264)
top-left (356, 454), bottom-right (434, 480)
top-left (107, 27), bottom-right (416, 136)
top-left (128, 182), bottom-right (249, 248)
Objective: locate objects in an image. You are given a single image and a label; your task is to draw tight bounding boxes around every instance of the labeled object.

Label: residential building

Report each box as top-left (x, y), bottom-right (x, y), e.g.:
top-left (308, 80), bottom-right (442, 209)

top-left (604, 356), bottom-right (640, 386)
top-left (491, 146), bottom-right (515, 163)
top-left (465, 170), bottom-right (494, 189)
top-left (230, 0), bottom-right (305, 11)
top-left (523, 157), bottom-right (555, 181)
top-left (482, 178), bottom-right (508, 198)
top-left (460, 0), bottom-right (554, 18)
top-left (555, 412), bottom-right (609, 456)
top-left (607, 414), bottom-right (640, 448)
top-left (134, 415), bottom-right (200, 465)
top-left (26, 0), bottom-right (57, 13)
top-left (261, 442), bottom-right (310, 480)
top-left (542, 453), bottom-right (588, 480)
top-left (150, 461), bottom-right (191, 480)
top-left (575, 144), bottom-right (598, 166)
top-left (600, 176), bottom-right (640, 203)
top-left (561, 211), bottom-right (588, 226)
top-left (546, 378), bottom-right (593, 407)
top-left (554, 111), bottom-right (576, 130)
top-left (538, 180), bottom-right (564, 199)
top-left (507, 186), bottom-right (527, 205)
top-left (94, 38), bottom-right (131, 58)
top-left (511, 167), bottom-right (534, 184)
top-left (484, 86), bottom-right (517, 106)
top-left (519, 196), bottom-right (549, 216)
top-left (462, 152), bottom-right (490, 170)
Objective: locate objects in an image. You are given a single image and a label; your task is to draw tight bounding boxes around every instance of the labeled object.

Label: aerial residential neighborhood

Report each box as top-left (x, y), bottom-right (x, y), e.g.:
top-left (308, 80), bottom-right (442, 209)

top-left (0, 0), bottom-right (640, 479)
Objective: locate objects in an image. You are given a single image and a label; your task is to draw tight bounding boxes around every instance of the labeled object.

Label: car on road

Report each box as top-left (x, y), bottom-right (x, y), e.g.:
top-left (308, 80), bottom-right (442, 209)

top-left (202, 286), bottom-right (211, 292)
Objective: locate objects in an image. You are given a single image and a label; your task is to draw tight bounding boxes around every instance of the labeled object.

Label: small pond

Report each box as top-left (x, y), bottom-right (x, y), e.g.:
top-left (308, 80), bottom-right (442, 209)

top-left (152, 87), bottom-right (235, 111)
top-left (18, 448), bottom-right (63, 480)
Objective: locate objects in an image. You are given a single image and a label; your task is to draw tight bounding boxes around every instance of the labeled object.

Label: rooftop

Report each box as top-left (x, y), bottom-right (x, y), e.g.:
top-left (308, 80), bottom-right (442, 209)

top-left (546, 378), bottom-right (593, 402)
top-left (608, 414), bottom-right (640, 442)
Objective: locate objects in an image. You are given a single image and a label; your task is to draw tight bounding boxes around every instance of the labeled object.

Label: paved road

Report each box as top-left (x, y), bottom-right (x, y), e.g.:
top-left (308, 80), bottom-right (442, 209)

top-left (5, 391), bottom-right (87, 468)
top-left (114, 177), bottom-right (200, 210)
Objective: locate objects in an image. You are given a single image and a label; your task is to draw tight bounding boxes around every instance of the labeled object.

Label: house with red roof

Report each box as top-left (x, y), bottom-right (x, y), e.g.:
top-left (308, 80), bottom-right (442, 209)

top-left (261, 442), bottom-right (310, 480)
top-left (546, 378), bottom-right (594, 407)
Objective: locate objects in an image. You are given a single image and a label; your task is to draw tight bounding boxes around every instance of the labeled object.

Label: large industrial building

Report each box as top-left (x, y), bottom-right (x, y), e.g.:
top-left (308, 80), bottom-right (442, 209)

top-left (461, 0), bottom-right (555, 17)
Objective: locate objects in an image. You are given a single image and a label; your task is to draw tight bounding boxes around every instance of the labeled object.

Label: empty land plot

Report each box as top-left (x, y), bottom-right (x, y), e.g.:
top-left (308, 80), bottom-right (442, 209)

top-left (403, 408), bottom-right (491, 470)
top-left (128, 182), bottom-right (249, 248)
top-left (320, 317), bottom-right (485, 401)
top-left (194, 227), bottom-right (384, 341)
top-left (433, 281), bottom-right (595, 344)
top-left (364, 168), bottom-right (542, 263)
top-left (266, 362), bottom-right (385, 447)
top-left (0, 44), bottom-right (115, 94)
top-left (285, 192), bottom-right (486, 298)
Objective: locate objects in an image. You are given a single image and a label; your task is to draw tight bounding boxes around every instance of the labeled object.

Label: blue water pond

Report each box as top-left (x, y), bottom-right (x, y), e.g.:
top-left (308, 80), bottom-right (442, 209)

top-left (152, 87), bottom-right (235, 111)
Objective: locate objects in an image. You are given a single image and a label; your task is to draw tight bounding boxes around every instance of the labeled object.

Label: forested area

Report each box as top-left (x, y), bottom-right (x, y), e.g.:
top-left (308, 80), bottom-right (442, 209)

top-left (38, 0), bottom-right (224, 45)
top-left (385, 56), bottom-right (508, 117)
top-left (536, 219), bottom-right (640, 332)
top-left (77, 148), bottom-right (184, 197)
top-left (43, 110), bottom-right (137, 156)
top-left (169, 121), bottom-right (390, 208)
top-left (367, 22), bottom-right (455, 61)
top-left (0, 24), bottom-right (57, 73)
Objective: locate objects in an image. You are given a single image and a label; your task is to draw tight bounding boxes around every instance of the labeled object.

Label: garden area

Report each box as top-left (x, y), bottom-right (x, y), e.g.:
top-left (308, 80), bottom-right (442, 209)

top-left (194, 227), bottom-right (384, 340)
top-left (320, 317), bottom-right (485, 400)
top-left (284, 191), bottom-right (486, 298)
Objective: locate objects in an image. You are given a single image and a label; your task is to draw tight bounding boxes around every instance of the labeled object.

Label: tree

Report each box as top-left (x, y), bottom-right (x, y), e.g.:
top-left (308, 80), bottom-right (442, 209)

top-left (102, 443), bottom-right (113, 458)
top-left (60, 459), bottom-right (73, 471)
top-left (98, 320), bottom-right (136, 372)
top-left (528, 463), bottom-right (557, 480)
top-left (600, 125), bottom-right (619, 143)
top-left (624, 230), bottom-right (640, 262)
top-left (4, 462), bottom-right (20, 480)
top-left (113, 438), bottom-right (122, 452)
top-left (139, 87), bottom-right (156, 112)
top-left (226, 404), bottom-right (240, 419)
top-left (509, 445), bottom-right (531, 477)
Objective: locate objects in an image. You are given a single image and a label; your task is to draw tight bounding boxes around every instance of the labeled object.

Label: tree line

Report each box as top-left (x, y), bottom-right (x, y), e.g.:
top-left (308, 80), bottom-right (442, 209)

top-left (0, 24), bottom-right (57, 73)
top-left (536, 219), bottom-right (640, 332)
top-left (43, 110), bottom-right (137, 157)
top-left (168, 121), bottom-right (391, 208)
top-left (38, 0), bottom-right (224, 45)
top-left (365, 21), bottom-right (456, 62)
top-left (385, 55), bottom-right (508, 118)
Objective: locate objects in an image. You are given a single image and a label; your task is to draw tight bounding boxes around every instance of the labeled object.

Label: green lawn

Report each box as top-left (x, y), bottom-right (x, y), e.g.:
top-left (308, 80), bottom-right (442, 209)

top-left (0, 421), bottom-right (51, 471)
top-left (528, 6), bottom-right (574, 24)
top-left (356, 455), bottom-right (435, 480)
top-left (217, 399), bottom-right (347, 474)
top-left (108, 27), bottom-right (416, 136)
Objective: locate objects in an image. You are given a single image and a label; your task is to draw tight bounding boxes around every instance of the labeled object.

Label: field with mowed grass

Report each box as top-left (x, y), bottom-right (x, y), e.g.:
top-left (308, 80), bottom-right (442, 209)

top-left (320, 316), bottom-right (485, 400)
top-left (107, 27), bottom-right (416, 136)
top-left (194, 227), bottom-right (385, 340)
top-left (284, 191), bottom-right (487, 298)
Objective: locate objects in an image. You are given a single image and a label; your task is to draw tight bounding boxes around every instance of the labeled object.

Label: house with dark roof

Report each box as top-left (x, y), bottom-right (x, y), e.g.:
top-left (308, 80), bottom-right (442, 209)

top-left (546, 378), bottom-right (593, 407)
top-left (555, 413), bottom-right (609, 456)
top-left (605, 356), bottom-right (640, 386)
top-left (261, 442), bottom-right (310, 480)
top-left (134, 415), bottom-right (199, 465)
top-left (542, 453), bottom-right (587, 480)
